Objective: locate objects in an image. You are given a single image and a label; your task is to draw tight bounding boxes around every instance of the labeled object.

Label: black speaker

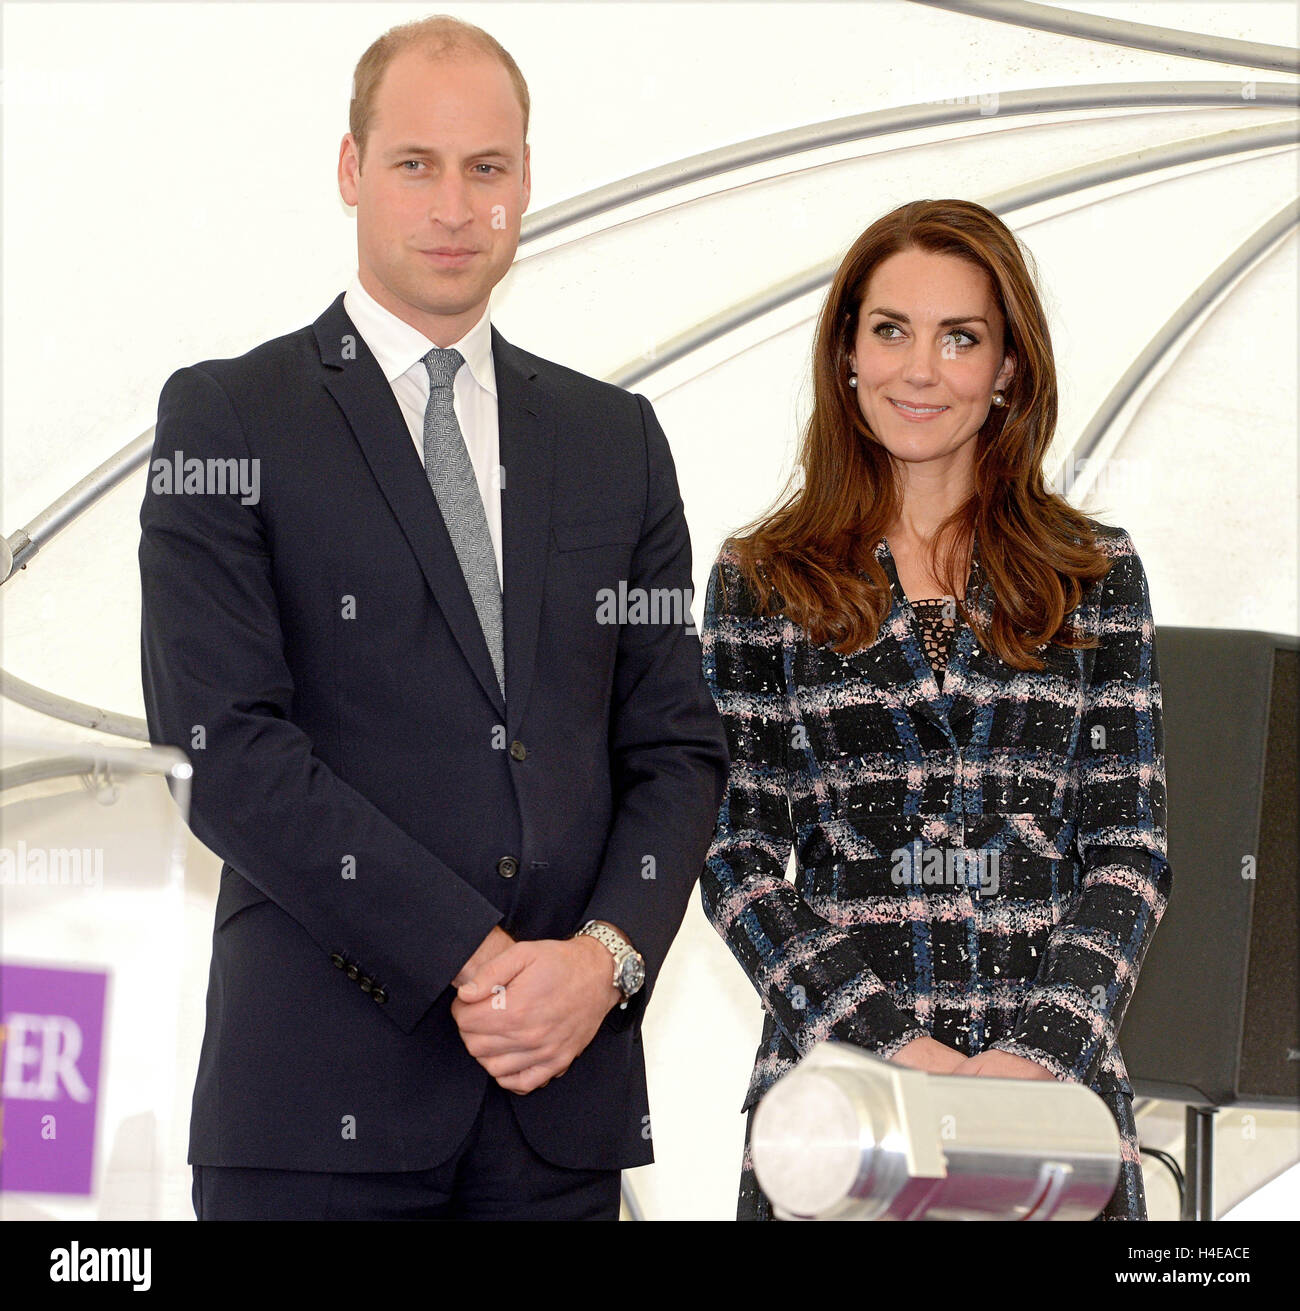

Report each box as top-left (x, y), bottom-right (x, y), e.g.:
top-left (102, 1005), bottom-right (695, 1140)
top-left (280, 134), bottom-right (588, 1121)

top-left (1118, 627), bottom-right (1298, 1109)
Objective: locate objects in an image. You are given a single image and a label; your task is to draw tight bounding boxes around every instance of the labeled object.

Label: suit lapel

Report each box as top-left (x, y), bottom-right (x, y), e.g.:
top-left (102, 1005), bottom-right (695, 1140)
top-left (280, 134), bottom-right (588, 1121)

top-left (857, 535), bottom-right (994, 746)
top-left (491, 326), bottom-right (555, 737)
top-left (863, 537), bottom-right (949, 739)
top-left (942, 538), bottom-right (995, 744)
top-left (315, 294), bottom-right (555, 725)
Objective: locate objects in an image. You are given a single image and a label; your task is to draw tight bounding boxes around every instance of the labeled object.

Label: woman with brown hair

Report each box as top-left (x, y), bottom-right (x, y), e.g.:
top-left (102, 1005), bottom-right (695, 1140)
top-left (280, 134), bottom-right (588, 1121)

top-left (700, 198), bottom-right (1170, 1221)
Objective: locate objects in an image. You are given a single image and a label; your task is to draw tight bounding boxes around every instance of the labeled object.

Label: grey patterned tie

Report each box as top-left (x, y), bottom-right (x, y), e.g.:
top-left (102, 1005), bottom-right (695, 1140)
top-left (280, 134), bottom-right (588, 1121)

top-left (421, 347), bottom-right (505, 700)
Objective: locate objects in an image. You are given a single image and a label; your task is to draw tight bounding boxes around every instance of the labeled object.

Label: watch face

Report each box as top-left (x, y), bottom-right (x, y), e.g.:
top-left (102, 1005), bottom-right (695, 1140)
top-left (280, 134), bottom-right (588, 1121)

top-left (618, 955), bottom-right (646, 995)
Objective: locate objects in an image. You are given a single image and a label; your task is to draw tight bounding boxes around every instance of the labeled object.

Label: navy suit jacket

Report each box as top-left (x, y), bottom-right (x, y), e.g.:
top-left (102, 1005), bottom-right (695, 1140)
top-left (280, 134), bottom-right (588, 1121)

top-left (138, 292), bottom-right (729, 1172)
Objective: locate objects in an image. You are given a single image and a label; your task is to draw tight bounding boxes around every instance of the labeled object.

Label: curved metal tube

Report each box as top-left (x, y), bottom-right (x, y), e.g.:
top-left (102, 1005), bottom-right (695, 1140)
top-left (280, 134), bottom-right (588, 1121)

top-left (0, 739), bottom-right (191, 795)
top-left (608, 117), bottom-right (1298, 388)
top-left (0, 669), bottom-right (152, 742)
top-left (1067, 198), bottom-right (1299, 485)
top-left (5, 430), bottom-right (155, 577)
top-left (3, 94), bottom-right (1296, 739)
top-left (519, 81), bottom-right (1298, 244)
top-left (5, 82), bottom-right (1295, 586)
top-left (908, 0), bottom-right (1300, 76)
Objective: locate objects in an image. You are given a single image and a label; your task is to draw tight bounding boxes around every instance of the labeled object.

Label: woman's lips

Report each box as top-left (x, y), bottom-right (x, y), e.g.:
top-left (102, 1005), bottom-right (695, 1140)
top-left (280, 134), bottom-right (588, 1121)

top-left (888, 397), bottom-right (949, 422)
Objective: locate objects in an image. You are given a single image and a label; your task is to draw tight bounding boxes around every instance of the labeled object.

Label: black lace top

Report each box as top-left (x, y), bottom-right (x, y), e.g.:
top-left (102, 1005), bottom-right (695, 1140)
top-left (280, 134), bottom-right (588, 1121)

top-left (910, 597), bottom-right (957, 686)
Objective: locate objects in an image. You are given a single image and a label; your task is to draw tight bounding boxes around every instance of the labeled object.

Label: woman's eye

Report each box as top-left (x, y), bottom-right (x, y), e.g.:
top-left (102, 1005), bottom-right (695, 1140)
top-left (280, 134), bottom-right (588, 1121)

top-left (873, 323), bottom-right (978, 347)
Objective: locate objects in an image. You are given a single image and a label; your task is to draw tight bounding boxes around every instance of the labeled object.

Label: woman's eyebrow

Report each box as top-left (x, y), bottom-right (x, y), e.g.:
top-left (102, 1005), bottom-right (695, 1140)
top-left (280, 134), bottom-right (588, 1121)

top-left (867, 306), bottom-right (989, 327)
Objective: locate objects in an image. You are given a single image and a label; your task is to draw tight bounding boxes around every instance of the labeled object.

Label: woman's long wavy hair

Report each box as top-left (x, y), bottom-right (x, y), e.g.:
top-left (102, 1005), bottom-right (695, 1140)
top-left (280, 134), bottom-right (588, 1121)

top-left (727, 198), bottom-right (1111, 670)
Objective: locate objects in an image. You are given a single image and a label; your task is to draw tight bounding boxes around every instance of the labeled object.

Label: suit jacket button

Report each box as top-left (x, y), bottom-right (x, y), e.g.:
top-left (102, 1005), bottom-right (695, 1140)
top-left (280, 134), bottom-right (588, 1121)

top-left (497, 856), bottom-right (519, 878)
top-left (509, 741), bottom-right (527, 761)
top-left (330, 953), bottom-right (346, 970)
top-left (346, 964), bottom-right (359, 980)
top-left (372, 988), bottom-right (388, 1004)
top-left (359, 976), bottom-right (373, 992)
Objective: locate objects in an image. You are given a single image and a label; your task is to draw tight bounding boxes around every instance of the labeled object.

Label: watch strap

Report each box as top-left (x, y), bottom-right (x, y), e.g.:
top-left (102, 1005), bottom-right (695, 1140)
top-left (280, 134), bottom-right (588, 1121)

top-left (576, 920), bottom-right (641, 1004)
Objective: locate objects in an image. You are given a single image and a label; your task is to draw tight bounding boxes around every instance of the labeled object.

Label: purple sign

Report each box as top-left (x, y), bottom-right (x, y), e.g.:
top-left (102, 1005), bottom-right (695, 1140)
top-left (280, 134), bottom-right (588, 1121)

top-left (0, 962), bottom-right (108, 1195)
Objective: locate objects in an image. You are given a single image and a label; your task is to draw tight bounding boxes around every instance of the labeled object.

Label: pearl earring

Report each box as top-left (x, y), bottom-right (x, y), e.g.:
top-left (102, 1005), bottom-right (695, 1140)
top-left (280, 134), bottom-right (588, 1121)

top-left (991, 390), bottom-right (1006, 407)
top-left (848, 373), bottom-right (858, 389)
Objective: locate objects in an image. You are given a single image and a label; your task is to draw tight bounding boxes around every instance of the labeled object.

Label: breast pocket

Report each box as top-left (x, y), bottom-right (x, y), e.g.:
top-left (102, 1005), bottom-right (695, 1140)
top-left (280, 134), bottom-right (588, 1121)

top-left (544, 515), bottom-right (644, 682)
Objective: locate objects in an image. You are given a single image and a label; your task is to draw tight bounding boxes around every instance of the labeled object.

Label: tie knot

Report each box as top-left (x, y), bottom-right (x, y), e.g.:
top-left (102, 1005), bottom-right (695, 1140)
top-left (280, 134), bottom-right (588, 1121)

top-left (422, 346), bottom-right (465, 390)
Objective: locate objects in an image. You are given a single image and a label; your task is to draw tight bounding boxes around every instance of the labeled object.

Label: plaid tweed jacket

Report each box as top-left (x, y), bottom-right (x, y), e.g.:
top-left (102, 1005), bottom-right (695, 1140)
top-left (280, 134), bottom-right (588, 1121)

top-left (700, 522), bottom-right (1170, 1175)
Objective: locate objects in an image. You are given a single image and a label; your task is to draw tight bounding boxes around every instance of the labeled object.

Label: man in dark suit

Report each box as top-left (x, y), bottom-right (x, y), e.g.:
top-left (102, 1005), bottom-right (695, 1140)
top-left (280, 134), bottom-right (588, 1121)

top-left (138, 15), bottom-right (728, 1220)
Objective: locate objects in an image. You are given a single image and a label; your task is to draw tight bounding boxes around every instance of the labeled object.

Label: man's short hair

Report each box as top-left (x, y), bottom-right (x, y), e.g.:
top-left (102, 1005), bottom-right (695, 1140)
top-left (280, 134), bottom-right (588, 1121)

top-left (350, 14), bottom-right (530, 168)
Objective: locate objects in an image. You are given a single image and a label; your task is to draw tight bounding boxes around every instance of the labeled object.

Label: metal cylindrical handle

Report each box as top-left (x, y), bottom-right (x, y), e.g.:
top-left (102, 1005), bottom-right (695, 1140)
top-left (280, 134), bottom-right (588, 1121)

top-left (750, 1042), bottom-right (1121, 1221)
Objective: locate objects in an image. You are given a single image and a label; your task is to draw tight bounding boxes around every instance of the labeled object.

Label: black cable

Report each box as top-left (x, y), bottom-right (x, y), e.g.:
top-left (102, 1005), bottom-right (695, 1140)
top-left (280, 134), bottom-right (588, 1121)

top-left (1140, 1144), bottom-right (1186, 1211)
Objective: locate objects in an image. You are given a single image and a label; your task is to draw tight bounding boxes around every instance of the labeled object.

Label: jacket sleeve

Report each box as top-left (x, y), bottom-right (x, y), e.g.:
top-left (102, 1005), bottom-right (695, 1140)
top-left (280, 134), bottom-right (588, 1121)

top-left (139, 364), bottom-right (503, 1036)
top-left (699, 552), bottom-right (927, 1059)
top-left (575, 393), bottom-right (732, 1032)
top-left (988, 530), bottom-right (1172, 1084)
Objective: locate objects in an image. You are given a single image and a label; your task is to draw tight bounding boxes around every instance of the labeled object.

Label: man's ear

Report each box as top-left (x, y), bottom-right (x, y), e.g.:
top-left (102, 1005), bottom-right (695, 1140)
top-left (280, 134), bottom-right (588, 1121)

top-left (338, 133), bottom-right (361, 207)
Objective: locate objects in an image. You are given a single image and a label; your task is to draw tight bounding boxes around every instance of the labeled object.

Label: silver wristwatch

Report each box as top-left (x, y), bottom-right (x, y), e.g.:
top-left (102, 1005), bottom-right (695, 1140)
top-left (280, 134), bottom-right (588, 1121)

top-left (575, 920), bottom-right (645, 1009)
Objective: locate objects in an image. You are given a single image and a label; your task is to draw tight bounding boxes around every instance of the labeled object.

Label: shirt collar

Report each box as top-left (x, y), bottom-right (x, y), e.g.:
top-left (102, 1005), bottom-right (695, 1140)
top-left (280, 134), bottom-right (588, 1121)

top-left (344, 271), bottom-right (496, 398)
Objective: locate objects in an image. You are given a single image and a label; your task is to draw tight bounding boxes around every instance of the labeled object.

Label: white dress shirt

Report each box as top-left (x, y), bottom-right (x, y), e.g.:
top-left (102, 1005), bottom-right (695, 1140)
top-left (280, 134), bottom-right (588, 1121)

top-left (343, 272), bottom-right (503, 588)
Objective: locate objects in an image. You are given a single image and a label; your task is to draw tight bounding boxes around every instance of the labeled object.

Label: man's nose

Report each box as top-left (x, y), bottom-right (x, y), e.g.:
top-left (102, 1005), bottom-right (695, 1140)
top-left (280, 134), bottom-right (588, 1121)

top-left (428, 177), bottom-right (475, 229)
